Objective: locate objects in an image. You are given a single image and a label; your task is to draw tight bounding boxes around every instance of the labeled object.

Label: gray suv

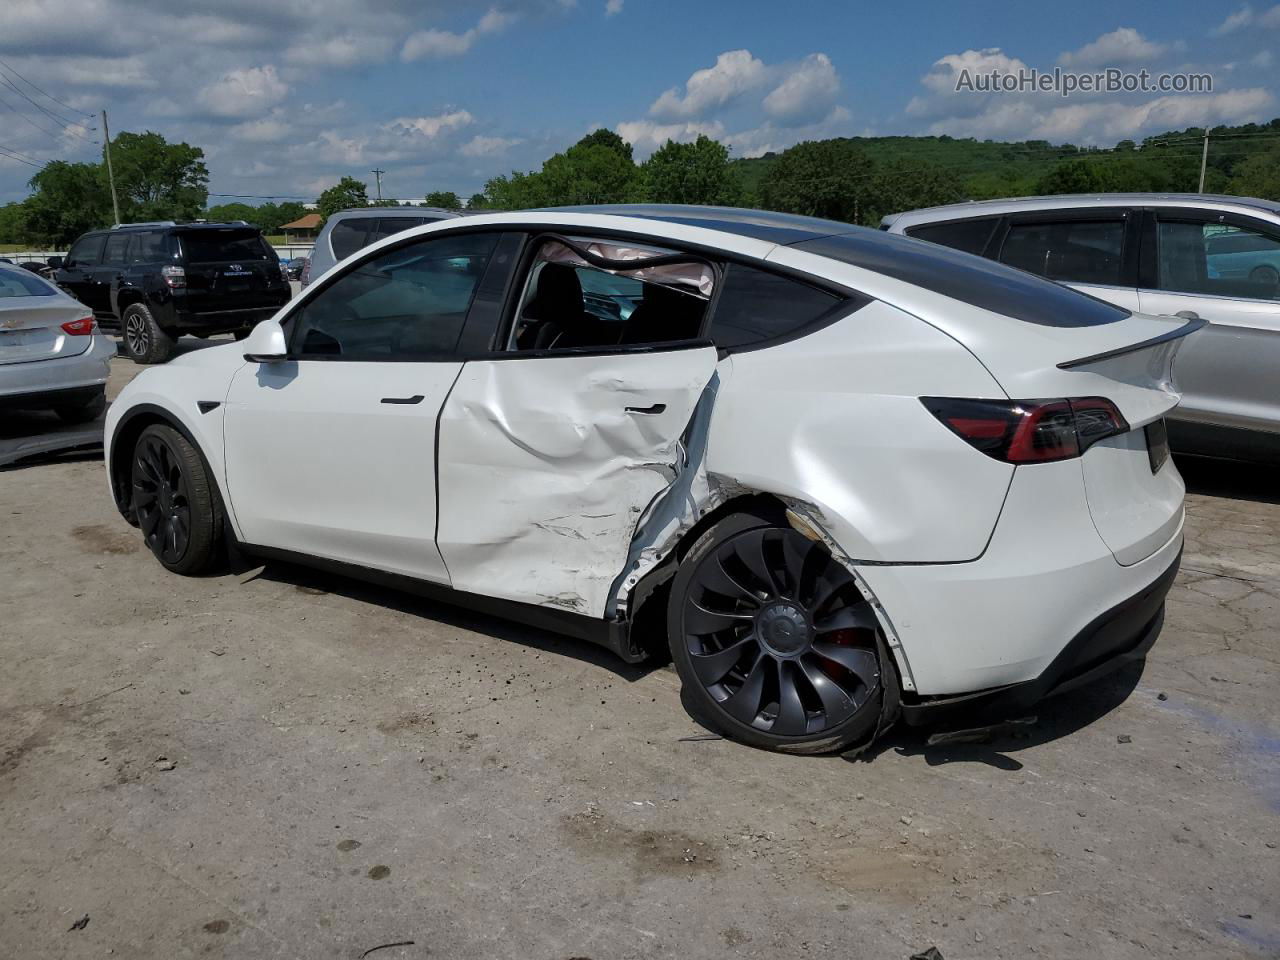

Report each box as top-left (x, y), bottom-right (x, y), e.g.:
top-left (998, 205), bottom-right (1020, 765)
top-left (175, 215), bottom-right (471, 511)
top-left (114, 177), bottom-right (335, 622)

top-left (301, 207), bottom-right (460, 288)
top-left (883, 194), bottom-right (1280, 463)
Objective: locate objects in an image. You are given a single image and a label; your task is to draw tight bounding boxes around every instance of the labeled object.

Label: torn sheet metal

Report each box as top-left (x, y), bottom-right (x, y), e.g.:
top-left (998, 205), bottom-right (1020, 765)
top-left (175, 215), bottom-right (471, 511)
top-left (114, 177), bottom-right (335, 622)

top-left (435, 346), bottom-right (718, 617)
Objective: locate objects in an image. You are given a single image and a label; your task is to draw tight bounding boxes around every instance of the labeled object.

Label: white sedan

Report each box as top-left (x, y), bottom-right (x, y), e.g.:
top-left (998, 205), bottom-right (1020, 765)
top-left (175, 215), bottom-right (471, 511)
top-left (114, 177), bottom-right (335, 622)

top-left (0, 262), bottom-right (114, 422)
top-left (104, 206), bottom-right (1199, 754)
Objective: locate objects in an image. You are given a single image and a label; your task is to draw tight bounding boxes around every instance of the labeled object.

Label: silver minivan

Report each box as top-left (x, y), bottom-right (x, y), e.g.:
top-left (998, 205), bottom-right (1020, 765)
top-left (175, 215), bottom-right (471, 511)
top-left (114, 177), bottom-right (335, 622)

top-left (301, 207), bottom-right (460, 288)
top-left (883, 194), bottom-right (1280, 462)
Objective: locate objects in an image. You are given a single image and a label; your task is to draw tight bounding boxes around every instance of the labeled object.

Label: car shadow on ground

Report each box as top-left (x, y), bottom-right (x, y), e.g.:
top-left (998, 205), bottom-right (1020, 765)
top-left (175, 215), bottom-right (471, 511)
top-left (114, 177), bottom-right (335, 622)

top-left (241, 555), bottom-right (664, 683)
top-left (1176, 453), bottom-right (1280, 505)
top-left (848, 660), bottom-right (1147, 770)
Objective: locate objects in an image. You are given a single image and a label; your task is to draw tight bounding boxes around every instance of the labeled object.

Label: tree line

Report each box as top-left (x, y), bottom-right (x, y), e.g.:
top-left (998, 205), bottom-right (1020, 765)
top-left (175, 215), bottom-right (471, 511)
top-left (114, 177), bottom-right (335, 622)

top-left (3, 119), bottom-right (1278, 248)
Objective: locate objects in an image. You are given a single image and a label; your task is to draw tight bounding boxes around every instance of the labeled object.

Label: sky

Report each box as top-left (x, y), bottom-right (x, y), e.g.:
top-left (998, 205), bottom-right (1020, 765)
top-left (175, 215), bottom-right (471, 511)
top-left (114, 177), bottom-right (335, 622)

top-left (0, 0), bottom-right (1277, 205)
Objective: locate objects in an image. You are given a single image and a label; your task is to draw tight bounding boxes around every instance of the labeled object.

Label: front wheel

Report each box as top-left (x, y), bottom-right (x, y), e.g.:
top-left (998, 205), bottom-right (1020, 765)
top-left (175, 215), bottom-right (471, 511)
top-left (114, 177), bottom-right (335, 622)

top-left (1249, 264), bottom-right (1279, 293)
top-left (668, 510), bottom-right (885, 754)
top-left (130, 423), bottom-right (223, 575)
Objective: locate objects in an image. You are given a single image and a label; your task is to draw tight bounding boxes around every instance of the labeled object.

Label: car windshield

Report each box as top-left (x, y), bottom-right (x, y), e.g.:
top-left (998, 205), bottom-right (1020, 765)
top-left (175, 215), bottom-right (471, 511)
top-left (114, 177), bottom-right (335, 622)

top-left (0, 267), bottom-right (56, 298)
top-left (178, 229), bottom-right (273, 262)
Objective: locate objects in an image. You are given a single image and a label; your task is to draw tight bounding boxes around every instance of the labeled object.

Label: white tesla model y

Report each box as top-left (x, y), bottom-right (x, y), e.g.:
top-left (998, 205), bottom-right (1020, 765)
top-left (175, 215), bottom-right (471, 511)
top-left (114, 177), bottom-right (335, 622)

top-left (105, 206), bottom-right (1200, 754)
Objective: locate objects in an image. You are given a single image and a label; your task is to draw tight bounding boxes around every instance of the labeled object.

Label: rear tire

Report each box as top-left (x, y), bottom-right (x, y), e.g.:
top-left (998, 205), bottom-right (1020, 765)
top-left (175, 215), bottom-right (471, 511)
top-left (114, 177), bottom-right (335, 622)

top-left (1250, 264), bottom-right (1279, 293)
top-left (53, 387), bottom-right (106, 424)
top-left (130, 423), bottom-right (223, 575)
top-left (667, 509), bottom-right (885, 754)
top-left (122, 302), bottom-right (175, 364)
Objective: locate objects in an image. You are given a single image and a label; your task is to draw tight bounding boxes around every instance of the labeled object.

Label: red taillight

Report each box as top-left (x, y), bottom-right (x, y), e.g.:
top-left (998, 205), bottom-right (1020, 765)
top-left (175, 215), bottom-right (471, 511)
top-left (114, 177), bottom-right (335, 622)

top-left (60, 316), bottom-right (95, 336)
top-left (922, 397), bottom-right (1128, 464)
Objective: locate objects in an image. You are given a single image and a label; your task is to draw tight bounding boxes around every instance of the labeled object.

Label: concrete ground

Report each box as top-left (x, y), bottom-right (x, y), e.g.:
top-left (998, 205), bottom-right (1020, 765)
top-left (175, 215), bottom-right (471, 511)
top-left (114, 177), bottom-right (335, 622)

top-left (1, 349), bottom-right (1277, 960)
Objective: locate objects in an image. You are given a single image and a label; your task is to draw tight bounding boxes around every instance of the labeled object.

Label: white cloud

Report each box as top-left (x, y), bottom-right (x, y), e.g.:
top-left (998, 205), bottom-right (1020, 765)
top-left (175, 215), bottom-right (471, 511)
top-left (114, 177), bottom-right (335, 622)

top-left (1212, 5), bottom-right (1255, 35)
top-left (460, 134), bottom-right (522, 156)
top-left (388, 110), bottom-right (475, 139)
top-left (1058, 27), bottom-right (1167, 67)
top-left (197, 65), bottom-right (288, 119)
top-left (649, 50), bottom-right (768, 119)
top-left (762, 53), bottom-right (840, 125)
top-left (616, 119), bottom-right (727, 155)
top-left (605, 0), bottom-right (623, 14)
top-left (402, 6), bottom-right (519, 60)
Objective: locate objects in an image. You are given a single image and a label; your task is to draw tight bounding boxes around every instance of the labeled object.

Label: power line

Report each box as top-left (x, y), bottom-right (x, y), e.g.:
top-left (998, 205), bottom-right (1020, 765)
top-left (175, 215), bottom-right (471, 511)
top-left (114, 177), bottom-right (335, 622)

top-left (0, 147), bottom-right (44, 169)
top-left (0, 56), bottom-right (95, 120)
top-left (0, 74), bottom-right (97, 143)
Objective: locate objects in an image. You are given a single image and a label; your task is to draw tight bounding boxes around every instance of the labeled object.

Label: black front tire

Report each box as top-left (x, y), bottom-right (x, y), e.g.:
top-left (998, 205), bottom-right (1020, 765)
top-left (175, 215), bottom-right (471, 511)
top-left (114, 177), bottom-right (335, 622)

top-left (130, 423), bottom-right (223, 575)
top-left (122, 302), bottom-right (175, 364)
top-left (53, 387), bottom-right (106, 424)
top-left (668, 509), bottom-right (885, 754)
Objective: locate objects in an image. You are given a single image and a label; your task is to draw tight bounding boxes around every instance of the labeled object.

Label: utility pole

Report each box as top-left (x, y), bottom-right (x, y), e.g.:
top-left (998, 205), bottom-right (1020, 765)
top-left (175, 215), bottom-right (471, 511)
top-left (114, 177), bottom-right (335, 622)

top-left (1198, 134), bottom-right (1209, 193)
top-left (371, 167), bottom-right (385, 202)
top-left (102, 109), bottom-right (121, 225)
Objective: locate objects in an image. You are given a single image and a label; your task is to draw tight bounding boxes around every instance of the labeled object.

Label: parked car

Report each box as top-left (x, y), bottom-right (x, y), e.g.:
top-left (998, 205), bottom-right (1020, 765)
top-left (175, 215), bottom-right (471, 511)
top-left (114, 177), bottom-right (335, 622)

top-left (301, 207), bottom-right (460, 288)
top-left (105, 205), bottom-right (1196, 754)
top-left (882, 194), bottom-right (1280, 463)
top-left (0, 262), bottom-right (115, 422)
top-left (50, 220), bottom-right (291, 365)
top-left (285, 256), bottom-right (308, 281)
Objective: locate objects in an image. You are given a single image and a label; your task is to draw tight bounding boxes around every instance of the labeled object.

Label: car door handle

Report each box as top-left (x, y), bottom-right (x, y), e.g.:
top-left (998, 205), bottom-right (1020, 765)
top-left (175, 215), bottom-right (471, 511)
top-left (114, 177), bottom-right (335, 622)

top-left (1175, 310), bottom-right (1200, 320)
top-left (381, 394), bottom-right (424, 405)
top-left (625, 403), bottom-right (666, 415)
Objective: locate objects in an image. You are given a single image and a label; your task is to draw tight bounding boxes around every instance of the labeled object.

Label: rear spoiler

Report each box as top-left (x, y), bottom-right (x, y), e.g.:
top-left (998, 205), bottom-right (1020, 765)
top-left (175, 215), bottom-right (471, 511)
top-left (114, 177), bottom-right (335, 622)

top-left (1056, 316), bottom-right (1207, 370)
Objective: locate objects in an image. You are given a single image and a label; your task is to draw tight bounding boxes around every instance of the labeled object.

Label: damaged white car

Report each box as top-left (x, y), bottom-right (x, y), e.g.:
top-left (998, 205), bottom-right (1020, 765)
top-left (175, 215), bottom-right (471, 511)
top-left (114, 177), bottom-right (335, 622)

top-left (105, 206), bottom-right (1200, 754)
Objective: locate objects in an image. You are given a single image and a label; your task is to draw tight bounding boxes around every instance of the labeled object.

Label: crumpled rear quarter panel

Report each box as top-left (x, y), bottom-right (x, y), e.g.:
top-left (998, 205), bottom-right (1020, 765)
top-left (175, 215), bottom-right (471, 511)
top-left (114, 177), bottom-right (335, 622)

top-left (707, 300), bottom-right (1014, 563)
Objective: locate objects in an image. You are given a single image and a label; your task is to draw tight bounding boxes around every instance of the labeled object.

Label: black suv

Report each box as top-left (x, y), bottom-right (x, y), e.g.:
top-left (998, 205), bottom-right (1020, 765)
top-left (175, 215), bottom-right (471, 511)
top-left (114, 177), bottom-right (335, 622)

top-left (51, 221), bottom-right (291, 363)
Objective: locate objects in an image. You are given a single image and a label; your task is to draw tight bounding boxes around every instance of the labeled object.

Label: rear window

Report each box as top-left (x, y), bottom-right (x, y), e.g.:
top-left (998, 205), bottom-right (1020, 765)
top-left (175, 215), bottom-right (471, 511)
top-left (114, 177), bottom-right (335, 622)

top-left (999, 219), bottom-right (1126, 286)
top-left (794, 229), bottom-right (1128, 328)
top-left (330, 218), bottom-right (375, 259)
top-left (370, 217), bottom-right (426, 242)
top-left (177, 229), bottom-right (272, 263)
top-left (0, 267), bottom-right (56, 297)
top-left (905, 217), bottom-right (999, 256)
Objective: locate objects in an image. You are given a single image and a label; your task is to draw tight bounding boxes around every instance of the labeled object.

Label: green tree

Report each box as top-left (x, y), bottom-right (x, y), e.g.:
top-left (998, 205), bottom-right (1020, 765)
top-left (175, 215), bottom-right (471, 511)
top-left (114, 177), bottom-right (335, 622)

top-left (206, 202), bottom-right (259, 224)
top-left (642, 135), bottom-right (739, 205)
top-left (467, 192), bottom-right (490, 209)
top-left (110, 131), bottom-right (208, 222)
top-left (22, 161), bottom-right (112, 246)
top-left (424, 190), bottom-right (461, 209)
top-left (0, 201), bottom-right (28, 244)
top-left (758, 140), bottom-right (871, 222)
top-left (1228, 147), bottom-right (1280, 201)
top-left (539, 141), bottom-right (640, 205)
top-left (481, 170), bottom-right (549, 210)
top-left (576, 127), bottom-right (633, 163)
top-left (316, 176), bottom-right (369, 219)
top-left (862, 166), bottom-right (965, 226)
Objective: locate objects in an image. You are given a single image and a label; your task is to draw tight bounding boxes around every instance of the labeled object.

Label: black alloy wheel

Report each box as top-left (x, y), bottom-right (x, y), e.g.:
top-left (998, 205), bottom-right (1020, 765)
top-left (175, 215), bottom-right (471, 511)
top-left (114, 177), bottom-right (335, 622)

top-left (669, 512), bottom-right (884, 753)
top-left (130, 424), bottom-right (222, 574)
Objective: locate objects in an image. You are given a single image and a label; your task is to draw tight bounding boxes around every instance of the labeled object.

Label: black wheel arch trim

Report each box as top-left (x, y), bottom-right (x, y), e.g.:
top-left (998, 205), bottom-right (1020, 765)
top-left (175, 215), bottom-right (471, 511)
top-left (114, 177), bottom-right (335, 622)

top-left (109, 402), bottom-right (229, 526)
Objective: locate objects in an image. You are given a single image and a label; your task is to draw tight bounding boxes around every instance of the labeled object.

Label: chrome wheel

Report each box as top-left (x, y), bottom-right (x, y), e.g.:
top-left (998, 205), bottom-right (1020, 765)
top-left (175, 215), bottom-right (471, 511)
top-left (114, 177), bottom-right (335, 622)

top-left (125, 311), bottom-right (150, 357)
top-left (679, 526), bottom-right (880, 737)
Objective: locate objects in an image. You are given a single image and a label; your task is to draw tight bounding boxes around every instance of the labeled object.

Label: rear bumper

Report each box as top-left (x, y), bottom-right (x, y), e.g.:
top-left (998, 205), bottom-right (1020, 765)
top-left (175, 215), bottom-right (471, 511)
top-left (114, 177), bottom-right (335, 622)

top-left (0, 334), bottom-right (114, 401)
top-left (898, 548), bottom-right (1179, 726)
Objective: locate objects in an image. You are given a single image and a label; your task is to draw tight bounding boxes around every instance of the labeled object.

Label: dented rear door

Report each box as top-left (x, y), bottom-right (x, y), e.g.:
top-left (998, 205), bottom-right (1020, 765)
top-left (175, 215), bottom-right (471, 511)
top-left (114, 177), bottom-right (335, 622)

top-left (436, 343), bottom-right (718, 617)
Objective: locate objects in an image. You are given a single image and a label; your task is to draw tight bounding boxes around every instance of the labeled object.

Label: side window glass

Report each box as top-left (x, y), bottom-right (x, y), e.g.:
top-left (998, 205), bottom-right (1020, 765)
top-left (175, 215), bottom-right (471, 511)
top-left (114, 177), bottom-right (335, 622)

top-left (68, 234), bottom-right (105, 268)
top-left (906, 218), bottom-right (999, 256)
top-left (999, 219), bottom-right (1126, 286)
top-left (291, 232), bottom-right (498, 359)
top-left (509, 238), bottom-right (712, 352)
top-left (1158, 220), bottom-right (1280, 301)
top-left (371, 218), bottom-right (424, 242)
top-left (130, 231), bottom-right (168, 263)
top-left (103, 233), bottom-right (131, 265)
top-left (329, 218), bottom-right (374, 260)
top-left (710, 263), bottom-right (844, 349)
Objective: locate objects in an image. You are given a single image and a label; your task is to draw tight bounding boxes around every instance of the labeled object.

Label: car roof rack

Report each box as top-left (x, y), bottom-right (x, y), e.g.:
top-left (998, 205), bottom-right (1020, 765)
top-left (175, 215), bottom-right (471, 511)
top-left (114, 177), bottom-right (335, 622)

top-left (112, 221), bottom-right (177, 229)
